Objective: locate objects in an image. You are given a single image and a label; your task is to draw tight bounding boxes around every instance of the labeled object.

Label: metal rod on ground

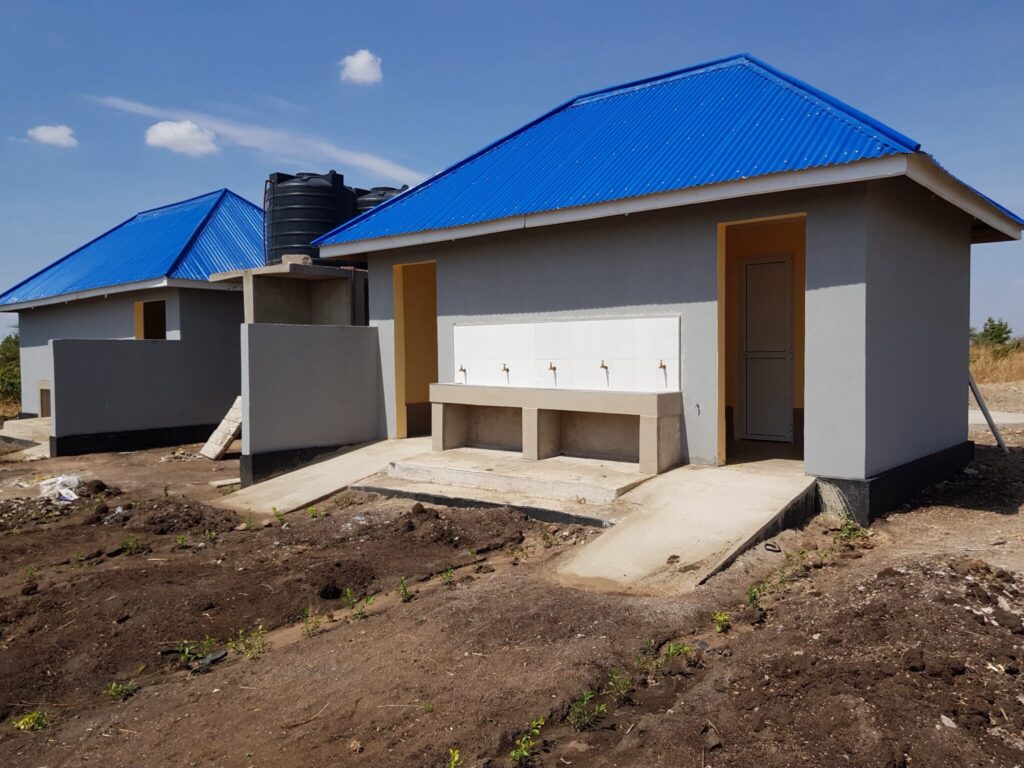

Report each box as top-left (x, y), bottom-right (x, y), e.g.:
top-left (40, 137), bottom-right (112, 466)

top-left (969, 372), bottom-right (1009, 455)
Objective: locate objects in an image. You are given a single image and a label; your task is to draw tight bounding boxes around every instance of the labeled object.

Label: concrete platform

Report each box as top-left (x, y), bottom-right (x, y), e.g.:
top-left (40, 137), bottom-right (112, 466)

top-left (555, 459), bottom-right (816, 595)
top-left (214, 438), bottom-right (431, 517)
top-left (0, 417), bottom-right (51, 461)
top-left (387, 448), bottom-right (651, 504)
top-left (969, 408), bottom-right (1024, 427)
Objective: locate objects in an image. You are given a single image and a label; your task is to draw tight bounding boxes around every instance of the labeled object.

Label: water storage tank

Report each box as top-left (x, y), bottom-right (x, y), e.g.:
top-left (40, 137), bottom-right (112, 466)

top-left (356, 185), bottom-right (408, 214)
top-left (263, 171), bottom-right (357, 265)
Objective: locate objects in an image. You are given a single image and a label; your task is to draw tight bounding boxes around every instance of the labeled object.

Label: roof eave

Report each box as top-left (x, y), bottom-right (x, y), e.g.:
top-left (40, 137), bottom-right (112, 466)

top-left (904, 153), bottom-right (1022, 243)
top-left (317, 155), bottom-right (910, 258)
top-left (316, 154), bottom-right (1021, 259)
top-left (0, 277), bottom-right (242, 313)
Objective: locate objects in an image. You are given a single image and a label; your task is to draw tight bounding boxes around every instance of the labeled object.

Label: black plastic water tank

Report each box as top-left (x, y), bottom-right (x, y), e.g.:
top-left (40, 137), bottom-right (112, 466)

top-left (356, 185), bottom-right (408, 213)
top-left (263, 171), bottom-right (357, 265)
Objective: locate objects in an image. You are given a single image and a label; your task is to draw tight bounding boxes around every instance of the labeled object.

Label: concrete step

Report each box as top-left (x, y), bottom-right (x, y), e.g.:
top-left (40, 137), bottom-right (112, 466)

top-left (387, 448), bottom-right (651, 505)
top-left (353, 472), bottom-right (627, 527)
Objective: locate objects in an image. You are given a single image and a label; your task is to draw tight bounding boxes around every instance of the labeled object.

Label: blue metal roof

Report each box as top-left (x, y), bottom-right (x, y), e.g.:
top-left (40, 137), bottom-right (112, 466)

top-left (0, 189), bottom-right (264, 307)
top-left (315, 53), bottom-right (1020, 248)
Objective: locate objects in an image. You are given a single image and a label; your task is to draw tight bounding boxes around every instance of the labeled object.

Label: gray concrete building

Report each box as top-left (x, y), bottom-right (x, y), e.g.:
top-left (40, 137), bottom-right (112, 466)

top-left (305, 55), bottom-right (1022, 522)
top-left (0, 189), bottom-right (264, 455)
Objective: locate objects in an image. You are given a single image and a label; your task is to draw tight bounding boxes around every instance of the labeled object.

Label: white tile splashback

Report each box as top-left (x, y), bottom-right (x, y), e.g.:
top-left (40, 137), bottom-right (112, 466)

top-left (452, 317), bottom-right (680, 392)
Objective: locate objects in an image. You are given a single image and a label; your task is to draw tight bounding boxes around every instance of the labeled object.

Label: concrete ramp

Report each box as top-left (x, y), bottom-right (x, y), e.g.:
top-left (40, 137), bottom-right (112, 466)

top-left (214, 438), bottom-right (431, 518)
top-left (555, 460), bottom-right (815, 594)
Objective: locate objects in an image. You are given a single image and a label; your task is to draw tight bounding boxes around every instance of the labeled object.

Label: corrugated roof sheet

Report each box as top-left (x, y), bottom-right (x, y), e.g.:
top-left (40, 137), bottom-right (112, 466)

top-left (0, 189), bottom-right (264, 307)
top-left (314, 53), bottom-right (1019, 248)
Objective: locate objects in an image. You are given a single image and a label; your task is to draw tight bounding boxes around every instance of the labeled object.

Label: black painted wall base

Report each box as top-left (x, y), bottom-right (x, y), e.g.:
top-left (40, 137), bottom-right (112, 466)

top-left (241, 445), bottom-right (345, 487)
top-left (50, 423), bottom-right (218, 457)
top-left (816, 441), bottom-right (974, 526)
top-left (17, 412), bottom-right (39, 420)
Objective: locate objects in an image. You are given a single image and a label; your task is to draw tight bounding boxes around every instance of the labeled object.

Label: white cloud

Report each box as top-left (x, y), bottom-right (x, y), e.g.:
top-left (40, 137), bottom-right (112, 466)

top-left (94, 95), bottom-right (423, 186)
top-left (145, 120), bottom-right (218, 157)
top-left (339, 49), bottom-right (383, 85)
top-left (26, 124), bottom-right (78, 147)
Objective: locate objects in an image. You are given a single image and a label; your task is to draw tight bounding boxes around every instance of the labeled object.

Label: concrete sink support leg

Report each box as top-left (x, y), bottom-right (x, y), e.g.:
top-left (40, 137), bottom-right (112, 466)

top-left (522, 407), bottom-right (561, 460)
top-left (640, 415), bottom-right (681, 475)
top-left (432, 402), bottom-right (468, 451)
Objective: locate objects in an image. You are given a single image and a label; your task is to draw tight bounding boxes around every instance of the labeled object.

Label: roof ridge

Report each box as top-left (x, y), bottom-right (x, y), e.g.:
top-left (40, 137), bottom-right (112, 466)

top-left (135, 188), bottom-right (225, 217)
top-left (219, 188), bottom-right (263, 214)
top-left (0, 213), bottom-right (140, 304)
top-left (569, 53), bottom-right (750, 106)
top-left (741, 55), bottom-right (919, 152)
top-left (164, 189), bottom-right (229, 278)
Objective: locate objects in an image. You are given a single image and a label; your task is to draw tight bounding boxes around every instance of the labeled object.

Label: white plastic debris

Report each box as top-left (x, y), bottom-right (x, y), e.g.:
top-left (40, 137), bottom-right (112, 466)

top-left (38, 474), bottom-right (80, 503)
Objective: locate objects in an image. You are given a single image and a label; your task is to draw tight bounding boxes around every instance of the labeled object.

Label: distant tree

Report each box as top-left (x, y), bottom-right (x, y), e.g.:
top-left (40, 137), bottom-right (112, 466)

top-left (0, 332), bottom-right (20, 403)
top-left (971, 317), bottom-right (1013, 346)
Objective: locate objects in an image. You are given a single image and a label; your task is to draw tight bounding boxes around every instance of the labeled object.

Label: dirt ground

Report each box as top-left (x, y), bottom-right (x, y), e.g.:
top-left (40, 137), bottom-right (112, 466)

top-left (0, 429), bottom-right (1022, 768)
top-left (973, 381), bottom-right (1024, 413)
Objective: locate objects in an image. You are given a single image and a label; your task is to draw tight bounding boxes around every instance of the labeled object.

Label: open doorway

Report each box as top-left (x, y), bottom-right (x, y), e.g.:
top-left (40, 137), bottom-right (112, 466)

top-left (717, 215), bottom-right (805, 465)
top-left (393, 261), bottom-right (438, 438)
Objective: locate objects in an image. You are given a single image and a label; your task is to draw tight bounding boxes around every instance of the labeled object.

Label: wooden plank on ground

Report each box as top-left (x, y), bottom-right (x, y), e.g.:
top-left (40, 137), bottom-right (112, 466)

top-left (200, 396), bottom-right (242, 460)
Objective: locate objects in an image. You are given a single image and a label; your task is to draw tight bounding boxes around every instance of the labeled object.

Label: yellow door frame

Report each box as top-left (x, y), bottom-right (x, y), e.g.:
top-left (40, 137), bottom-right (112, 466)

top-left (393, 260), bottom-right (437, 439)
top-left (716, 212), bottom-right (806, 465)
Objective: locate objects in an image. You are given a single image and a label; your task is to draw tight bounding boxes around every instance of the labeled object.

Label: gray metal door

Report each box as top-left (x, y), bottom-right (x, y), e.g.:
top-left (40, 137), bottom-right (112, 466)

top-left (740, 255), bottom-right (793, 442)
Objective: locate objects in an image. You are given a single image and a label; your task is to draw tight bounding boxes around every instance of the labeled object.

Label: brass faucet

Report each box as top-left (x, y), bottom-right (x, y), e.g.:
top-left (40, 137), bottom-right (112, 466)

top-left (548, 362), bottom-right (557, 372)
top-left (501, 363), bottom-right (509, 374)
top-left (599, 360), bottom-right (609, 371)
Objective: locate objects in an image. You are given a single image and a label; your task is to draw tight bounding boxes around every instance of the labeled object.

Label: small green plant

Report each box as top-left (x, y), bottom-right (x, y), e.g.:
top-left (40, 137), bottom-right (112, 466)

top-left (341, 587), bottom-right (359, 609)
top-left (174, 534), bottom-right (189, 550)
top-left (420, 700), bottom-right (434, 714)
top-left (162, 482), bottom-right (170, 497)
top-left (446, 747), bottom-right (462, 768)
top-left (69, 552), bottom-right (85, 568)
top-left (712, 611), bottom-right (732, 634)
top-left (636, 639), bottom-right (694, 676)
top-left (272, 507), bottom-right (285, 525)
top-left (603, 669), bottom-right (634, 704)
top-left (566, 690), bottom-right (607, 731)
top-left (508, 545), bottom-right (530, 561)
top-left (226, 625), bottom-right (269, 659)
top-left (351, 596), bottom-right (374, 620)
top-left (12, 710), bottom-right (48, 731)
top-left (440, 567), bottom-right (455, 587)
top-left (635, 639), bottom-right (661, 674)
top-left (662, 641), bottom-right (689, 660)
top-left (509, 716), bottom-right (544, 766)
top-left (204, 529), bottom-right (218, 543)
top-left (398, 576), bottom-right (413, 603)
top-left (306, 506), bottom-right (322, 519)
top-left (25, 564), bottom-right (37, 580)
top-left (836, 516), bottom-right (866, 542)
top-left (746, 579), bottom-right (768, 608)
top-left (176, 636), bottom-right (217, 663)
top-left (104, 680), bottom-right (139, 701)
top-left (119, 536), bottom-right (141, 556)
top-left (301, 608), bottom-right (323, 638)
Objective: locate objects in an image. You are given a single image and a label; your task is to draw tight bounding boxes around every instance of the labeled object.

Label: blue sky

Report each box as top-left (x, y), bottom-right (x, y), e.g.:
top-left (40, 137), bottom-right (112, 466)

top-left (1, 0), bottom-right (1022, 333)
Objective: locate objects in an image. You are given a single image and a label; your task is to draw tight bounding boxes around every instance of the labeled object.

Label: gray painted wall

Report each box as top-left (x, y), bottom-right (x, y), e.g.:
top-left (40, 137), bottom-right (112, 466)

top-left (47, 287), bottom-right (243, 437)
top-left (368, 183), bottom-right (895, 469)
top-left (363, 179), bottom-right (973, 479)
top-left (241, 323), bottom-right (383, 456)
top-left (17, 287), bottom-right (182, 415)
top-left (864, 179), bottom-right (972, 476)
